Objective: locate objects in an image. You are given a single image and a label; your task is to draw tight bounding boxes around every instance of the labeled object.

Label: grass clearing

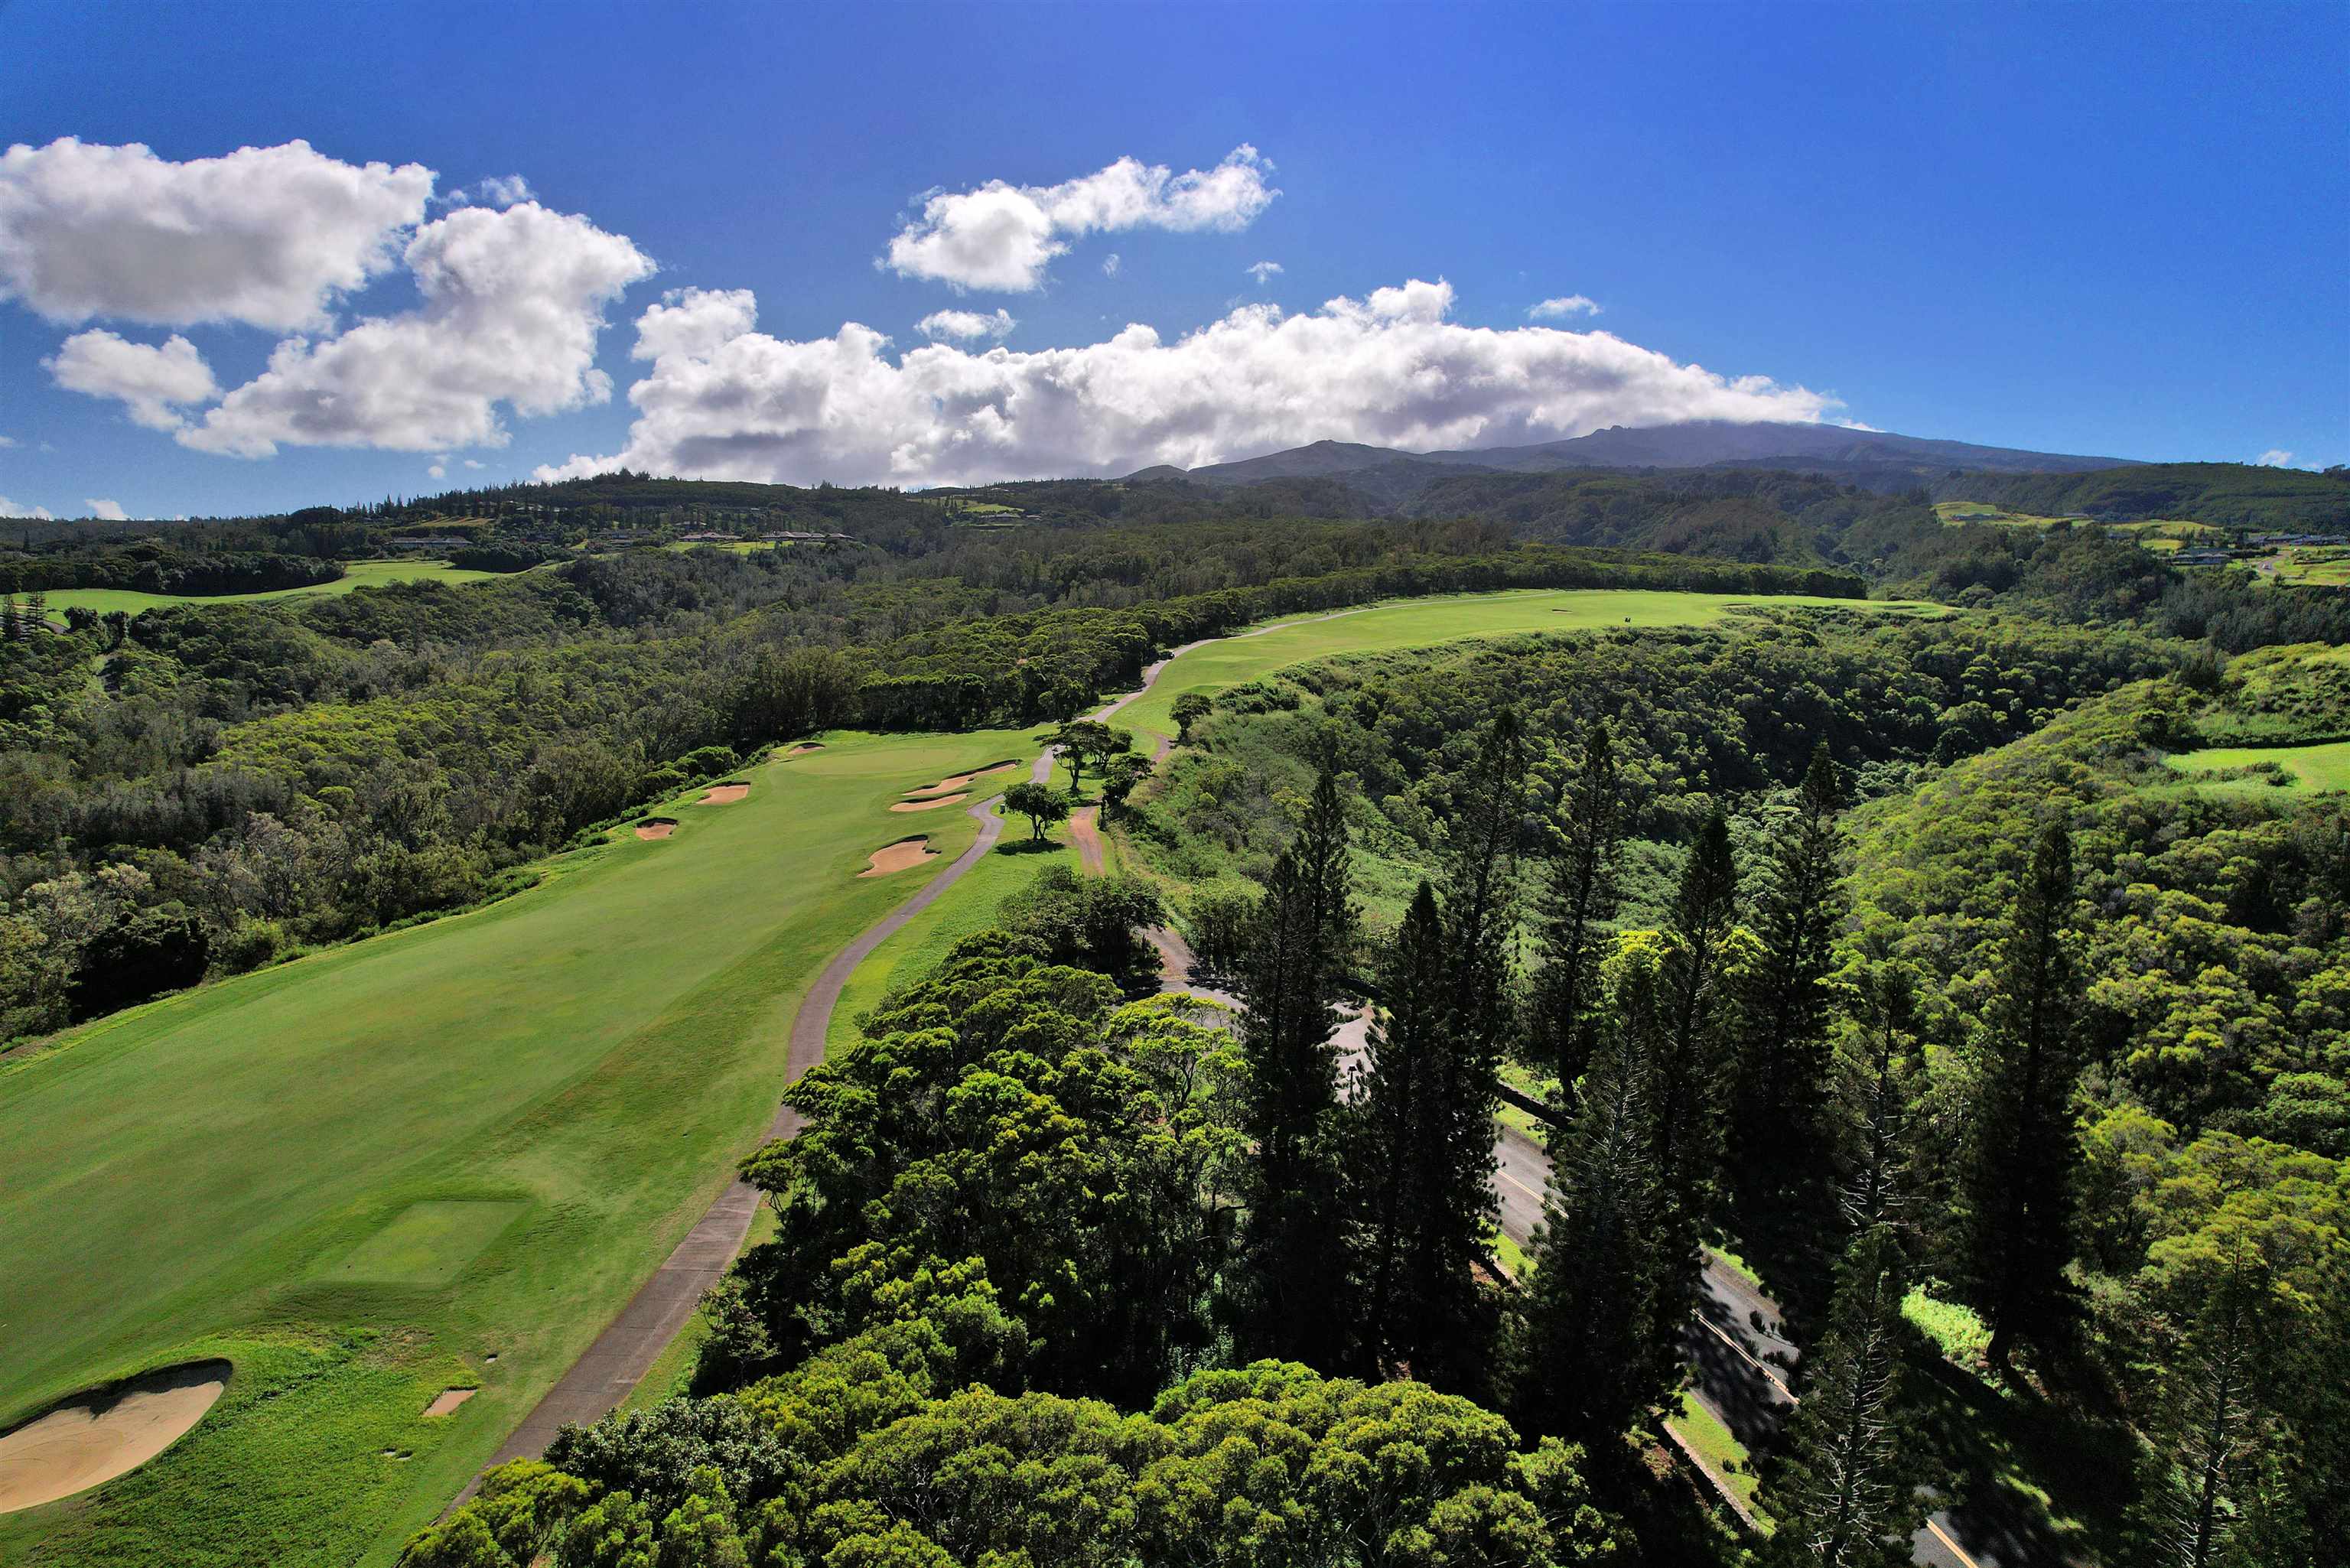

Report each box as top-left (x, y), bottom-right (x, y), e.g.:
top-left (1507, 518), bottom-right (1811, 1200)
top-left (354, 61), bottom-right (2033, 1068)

top-left (33, 560), bottom-right (512, 616)
top-left (1114, 589), bottom-right (1935, 745)
top-left (0, 727), bottom-right (1034, 1566)
top-left (2163, 739), bottom-right (2350, 795)
top-left (1666, 1391), bottom-right (1764, 1519)
top-left (315, 1201), bottom-right (530, 1289)
top-left (1932, 501), bottom-right (2082, 530)
top-left (1902, 1286), bottom-right (1992, 1368)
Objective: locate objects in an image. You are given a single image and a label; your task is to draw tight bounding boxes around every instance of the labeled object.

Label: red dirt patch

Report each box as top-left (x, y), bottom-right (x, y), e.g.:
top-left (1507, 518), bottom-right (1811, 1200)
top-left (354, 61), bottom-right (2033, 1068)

top-left (889, 792), bottom-right (968, 812)
top-left (859, 837), bottom-right (939, 877)
top-left (633, 818), bottom-right (677, 841)
top-left (696, 782), bottom-right (750, 805)
top-left (422, 1388), bottom-right (477, 1418)
top-left (1069, 807), bottom-right (1105, 874)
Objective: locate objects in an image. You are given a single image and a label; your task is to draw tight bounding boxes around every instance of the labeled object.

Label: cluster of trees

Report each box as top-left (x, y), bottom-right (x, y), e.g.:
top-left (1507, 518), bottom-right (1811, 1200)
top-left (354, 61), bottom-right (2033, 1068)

top-left (0, 546), bottom-right (344, 597)
top-left (1142, 628), bottom-right (2350, 1564)
top-left (405, 916), bottom-right (1622, 1568)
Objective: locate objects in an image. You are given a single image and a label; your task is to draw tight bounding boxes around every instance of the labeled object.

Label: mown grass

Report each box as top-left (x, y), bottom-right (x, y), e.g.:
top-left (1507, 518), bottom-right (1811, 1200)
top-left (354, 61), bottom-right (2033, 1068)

top-left (1112, 589), bottom-right (1935, 745)
top-left (2164, 738), bottom-right (2350, 795)
top-left (0, 727), bottom-right (1033, 1566)
top-left (32, 559), bottom-right (512, 616)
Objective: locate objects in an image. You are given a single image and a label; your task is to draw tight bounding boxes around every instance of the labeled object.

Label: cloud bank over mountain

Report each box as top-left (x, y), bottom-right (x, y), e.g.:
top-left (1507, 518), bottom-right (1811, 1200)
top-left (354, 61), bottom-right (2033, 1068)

top-left (535, 278), bottom-right (1834, 488)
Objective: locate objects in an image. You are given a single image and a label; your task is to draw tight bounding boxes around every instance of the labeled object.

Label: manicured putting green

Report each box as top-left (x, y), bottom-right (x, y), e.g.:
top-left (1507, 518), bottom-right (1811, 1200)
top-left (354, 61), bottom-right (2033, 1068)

top-left (2166, 740), bottom-right (2350, 795)
top-left (1112, 587), bottom-right (1934, 743)
top-left (315, 1201), bottom-right (530, 1288)
top-left (31, 559), bottom-right (510, 616)
top-left (0, 726), bottom-right (1033, 1566)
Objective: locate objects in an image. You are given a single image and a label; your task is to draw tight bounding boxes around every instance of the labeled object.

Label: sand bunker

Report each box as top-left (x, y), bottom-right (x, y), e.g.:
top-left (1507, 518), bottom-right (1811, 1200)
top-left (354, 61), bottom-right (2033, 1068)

top-left (904, 760), bottom-right (1020, 799)
top-left (782, 742), bottom-right (825, 756)
top-left (0, 1361), bottom-right (229, 1514)
top-left (422, 1388), bottom-right (477, 1418)
top-left (889, 792), bottom-right (968, 812)
top-left (633, 818), bottom-right (677, 841)
top-left (860, 837), bottom-right (939, 877)
top-left (697, 782), bottom-right (750, 805)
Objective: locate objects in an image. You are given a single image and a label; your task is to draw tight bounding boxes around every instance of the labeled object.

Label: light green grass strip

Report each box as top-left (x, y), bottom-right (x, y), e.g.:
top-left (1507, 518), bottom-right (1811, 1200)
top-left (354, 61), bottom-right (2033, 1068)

top-left (31, 559), bottom-right (510, 615)
top-left (2165, 739), bottom-right (2350, 794)
top-left (1112, 588), bottom-right (1934, 744)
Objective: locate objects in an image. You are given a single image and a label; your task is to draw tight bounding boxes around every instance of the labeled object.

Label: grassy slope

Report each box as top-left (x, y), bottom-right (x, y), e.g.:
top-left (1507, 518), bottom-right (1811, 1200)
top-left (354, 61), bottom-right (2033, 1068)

top-left (0, 727), bottom-right (1031, 1566)
top-left (1113, 588), bottom-right (1928, 744)
top-left (34, 560), bottom-right (508, 615)
top-left (2164, 738), bottom-right (2350, 795)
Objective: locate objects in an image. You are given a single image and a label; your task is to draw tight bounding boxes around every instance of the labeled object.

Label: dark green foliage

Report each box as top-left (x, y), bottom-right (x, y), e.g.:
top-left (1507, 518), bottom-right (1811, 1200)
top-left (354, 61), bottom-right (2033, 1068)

top-left (1737, 743), bottom-right (1851, 1157)
top-left (1232, 769), bottom-right (1359, 1366)
top-left (1532, 721), bottom-right (1625, 1088)
top-left (1347, 883), bottom-right (1501, 1389)
top-left (1001, 780), bottom-right (1067, 841)
top-left (1514, 980), bottom-right (1679, 1446)
top-left (1761, 1227), bottom-right (1934, 1566)
top-left (996, 864), bottom-right (1167, 975)
top-left (1958, 821), bottom-right (2086, 1367)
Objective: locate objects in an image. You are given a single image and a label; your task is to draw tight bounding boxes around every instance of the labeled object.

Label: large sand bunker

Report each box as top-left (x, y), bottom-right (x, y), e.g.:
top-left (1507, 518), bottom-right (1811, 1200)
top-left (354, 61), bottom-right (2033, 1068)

top-left (696, 782), bottom-right (750, 805)
top-left (889, 792), bottom-right (968, 812)
top-left (782, 742), bottom-right (825, 756)
top-left (0, 1361), bottom-right (229, 1514)
top-left (904, 760), bottom-right (1019, 799)
top-left (633, 818), bottom-right (677, 840)
top-left (860, 837), bottom-right (939, 877)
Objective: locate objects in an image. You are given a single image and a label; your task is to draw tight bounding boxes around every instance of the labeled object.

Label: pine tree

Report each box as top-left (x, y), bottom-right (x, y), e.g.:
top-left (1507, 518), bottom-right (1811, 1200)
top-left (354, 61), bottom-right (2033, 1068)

top-left (1438, 708), bottom-right (1530, 1043)
top-left (1763, 1225), bottom-right (1934, 1566)
top-left (1514, 999), bottom-right (1680, 1446)
top-left (1960, 821), bottom-right (2085, 1368)
top-left (1532, 721), bottom-right (1625, 1092)
top-left (1350, 881), bottom-right (1499, 1387)
top-left (1651, 808), bottom-right (1740, 1240)
top-left (1740, 743), bottom-right (1850, 1153)
top-left (1233, 768), bottom-right (1359, 1366)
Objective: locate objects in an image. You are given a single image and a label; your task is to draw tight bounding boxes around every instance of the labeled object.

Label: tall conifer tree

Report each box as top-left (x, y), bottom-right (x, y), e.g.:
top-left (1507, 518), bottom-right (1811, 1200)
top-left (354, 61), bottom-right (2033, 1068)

top-left (1533, 721), bottom-right (1625, 1092)
top-left (1233, 768), bottom-right (1358, 1365)
top-left (1959, 821), bottom-right (2085, 1368)
top-left (1740, 743), bottom-right (1850, 1151)
top-left (1349, 881), bottom-right (1498, 1387)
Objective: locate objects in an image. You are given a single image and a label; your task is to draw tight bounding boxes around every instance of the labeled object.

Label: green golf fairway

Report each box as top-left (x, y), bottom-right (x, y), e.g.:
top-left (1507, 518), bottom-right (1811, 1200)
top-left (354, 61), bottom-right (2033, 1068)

top-left (1112, 587), bottom-right (1932, 743)
top-left (0, 727), bottom-right (1031, 1566)
top-left (31, 560), bottom-right (510, 616)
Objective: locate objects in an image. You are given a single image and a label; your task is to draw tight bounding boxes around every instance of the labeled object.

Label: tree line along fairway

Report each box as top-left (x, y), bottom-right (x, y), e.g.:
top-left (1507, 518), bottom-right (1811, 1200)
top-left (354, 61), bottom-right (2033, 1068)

top-left (0, 728), bottom-right (1032, 1567)
top-left (1109, 587), bottom-right (1939, 745)
top-left (30, 559), bottom-right (513, 616)
top-left (2, 583), bottom-right (1927, 1566)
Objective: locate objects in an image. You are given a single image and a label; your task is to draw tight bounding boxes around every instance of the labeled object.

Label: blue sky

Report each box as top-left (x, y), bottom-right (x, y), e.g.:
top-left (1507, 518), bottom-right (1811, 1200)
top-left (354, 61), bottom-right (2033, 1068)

top-left (2, 0), bottom-right (2343, 520)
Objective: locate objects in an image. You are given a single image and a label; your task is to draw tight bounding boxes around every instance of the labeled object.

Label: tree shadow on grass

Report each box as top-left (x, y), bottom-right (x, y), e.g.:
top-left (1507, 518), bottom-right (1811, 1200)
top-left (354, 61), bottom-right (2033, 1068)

top-left (994, 838), bottom-right (1061, 855)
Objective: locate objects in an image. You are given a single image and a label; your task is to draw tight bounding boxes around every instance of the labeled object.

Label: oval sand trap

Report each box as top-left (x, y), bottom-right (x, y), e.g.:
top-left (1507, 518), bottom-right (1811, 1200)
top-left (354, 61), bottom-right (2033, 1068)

top-left (782, 742), bottom-right (825, 756)
top-left (0, 1361), bottom-right (229, 1514)
top-left (633, 818), bottom-right (677, 840)
top-left (903, 760), bottom-right (1019, 799)
top-left (860, 837), bottom-right (939, 877)
top-left (696, 783), bottom-right (750, 805)
top-left (889, 792), bottom-right (968, 812)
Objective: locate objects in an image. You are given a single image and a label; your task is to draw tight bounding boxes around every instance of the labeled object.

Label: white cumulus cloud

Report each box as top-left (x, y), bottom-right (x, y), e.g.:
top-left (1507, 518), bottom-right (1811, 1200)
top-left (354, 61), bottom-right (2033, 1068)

top-left (428, 457), bottom-right (448, 479)
top-left (0, 137), bottom-right (433, 330)
top-left (884, 146), bottom-right (1276, 292)
top-left (46, 330), bottom-right (220, 430)
top-left (84, 497), bottom-right (127, 521)
top-left (2255, 448), bottom-right (2295, 467)
top-left (179, 201), bottom-right (655, 457)
top-left (1528, 294), bottom-right (1601, 319)
top-left (0, 496), bottom-right (53, 519)
top-left (537, 278), bottom-right (1834, 490)
top-left (917, 307), bottom-right (1017, 341)
top-left (451, 174), bottom-right (534, 208)
top-left (1247, 260), bottom-right (1283, 285)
